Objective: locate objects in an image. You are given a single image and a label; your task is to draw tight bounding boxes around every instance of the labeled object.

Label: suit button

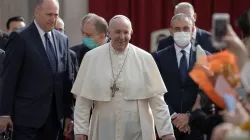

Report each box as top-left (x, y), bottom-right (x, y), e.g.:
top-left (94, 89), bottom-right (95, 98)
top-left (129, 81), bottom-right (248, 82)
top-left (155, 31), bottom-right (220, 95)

top-left (181, 89), bottom-right (184, 92)
top-left (50, 94), bottom-right (52, 96)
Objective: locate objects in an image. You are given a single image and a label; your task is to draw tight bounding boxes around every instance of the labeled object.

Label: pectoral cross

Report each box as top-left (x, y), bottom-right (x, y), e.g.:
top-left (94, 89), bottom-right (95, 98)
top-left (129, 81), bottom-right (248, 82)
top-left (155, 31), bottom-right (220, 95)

top-left (110, 83), bottom-right (119, 97)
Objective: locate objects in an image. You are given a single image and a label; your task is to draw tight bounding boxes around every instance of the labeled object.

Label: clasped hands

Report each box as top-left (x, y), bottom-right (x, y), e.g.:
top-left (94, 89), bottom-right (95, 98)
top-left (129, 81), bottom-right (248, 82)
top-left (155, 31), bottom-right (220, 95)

top-left (171, 94), bottom-right (202, 134)
top-left (172, 113), bottom-right (191, 134)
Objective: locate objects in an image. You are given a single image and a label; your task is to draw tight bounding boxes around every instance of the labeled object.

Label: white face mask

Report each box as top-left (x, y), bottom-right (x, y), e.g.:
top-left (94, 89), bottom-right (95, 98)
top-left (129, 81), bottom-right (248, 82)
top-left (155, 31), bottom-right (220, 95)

top-left (173, 32), bottom-right (191, 47)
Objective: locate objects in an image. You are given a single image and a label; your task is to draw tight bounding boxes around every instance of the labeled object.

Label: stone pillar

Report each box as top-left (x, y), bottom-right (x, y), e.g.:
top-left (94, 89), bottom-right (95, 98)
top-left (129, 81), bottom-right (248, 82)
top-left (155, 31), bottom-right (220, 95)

top-left (61, 0), bottom-right (88, 47)
top-left (0, 0), bottom-right (29, 31)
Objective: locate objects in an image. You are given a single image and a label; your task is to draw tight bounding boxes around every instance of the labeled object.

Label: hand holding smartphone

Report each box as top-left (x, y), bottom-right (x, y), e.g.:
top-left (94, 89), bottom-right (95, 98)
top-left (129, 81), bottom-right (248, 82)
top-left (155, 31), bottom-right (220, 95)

top-left (212, 13), bottom-right (230, 49)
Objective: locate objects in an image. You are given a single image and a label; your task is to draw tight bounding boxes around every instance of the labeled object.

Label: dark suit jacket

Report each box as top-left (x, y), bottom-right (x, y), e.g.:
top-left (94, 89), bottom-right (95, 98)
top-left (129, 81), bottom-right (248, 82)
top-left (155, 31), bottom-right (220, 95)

top-left (0, 49), bottom-right (4, 74)
top-left (0, 30), bottom-right (8, 50)
top-left (154, 45), bottom-right (200, 115)
top-left (154, 45), bottom-right (208, 139)
top-left (0, 22), bottom-right (73, 128)
top-left (71, 43), bottom-right (90, 66)
top-left (157, 28), bottom-right (217, 53)
top-left (69, 50), bottom-right (79, 82)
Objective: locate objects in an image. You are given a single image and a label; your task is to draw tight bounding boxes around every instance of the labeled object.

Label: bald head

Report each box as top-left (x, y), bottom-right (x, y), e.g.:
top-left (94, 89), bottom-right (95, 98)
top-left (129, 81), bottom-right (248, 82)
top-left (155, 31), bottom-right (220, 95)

top-left (36, 0), bottom-right (59, 8)
top-left (109, 15), bottom-right (132, 32)
top-left (55, 17), bottom-right (64, 33)
top-left (174, 2), bottom-right (197, 23)
top-left (34, 0), bottom-right (59, 32)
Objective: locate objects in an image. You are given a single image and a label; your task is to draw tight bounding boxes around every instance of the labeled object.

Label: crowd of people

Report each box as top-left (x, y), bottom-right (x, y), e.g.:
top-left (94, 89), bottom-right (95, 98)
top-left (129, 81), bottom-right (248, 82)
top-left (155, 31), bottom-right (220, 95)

top-left (0, 0), bottom-right (250, 140)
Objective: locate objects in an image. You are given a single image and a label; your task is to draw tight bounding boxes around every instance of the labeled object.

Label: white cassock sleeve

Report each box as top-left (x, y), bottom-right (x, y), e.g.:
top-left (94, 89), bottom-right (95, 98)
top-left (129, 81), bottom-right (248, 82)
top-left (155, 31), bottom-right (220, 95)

top-left (241, 61), bottom-right (250, 93)
top-left (149, 94), bottom-right (174, 138)
top-left (74, 96), bottom-right (93, 135)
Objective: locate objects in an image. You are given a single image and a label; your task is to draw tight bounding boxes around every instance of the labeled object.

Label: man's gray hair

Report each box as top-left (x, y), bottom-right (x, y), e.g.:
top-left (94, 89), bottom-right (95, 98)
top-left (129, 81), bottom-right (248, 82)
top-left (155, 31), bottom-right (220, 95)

top-left (82, 13), bottom-right (108, 36)
top-left (80, 13), bottom-right (97, 27)
top-left (170, 13), bottom-right (193, 27)
top-left (174, 2), bottom-right (195, 15)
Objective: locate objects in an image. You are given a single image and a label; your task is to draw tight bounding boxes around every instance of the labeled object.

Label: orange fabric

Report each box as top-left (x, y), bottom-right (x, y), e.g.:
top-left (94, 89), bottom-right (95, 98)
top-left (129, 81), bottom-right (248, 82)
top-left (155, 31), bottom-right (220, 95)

top-left (189, 50), bottom-right (240, 109)
top-left (239, 120), bottom-right (250, 131)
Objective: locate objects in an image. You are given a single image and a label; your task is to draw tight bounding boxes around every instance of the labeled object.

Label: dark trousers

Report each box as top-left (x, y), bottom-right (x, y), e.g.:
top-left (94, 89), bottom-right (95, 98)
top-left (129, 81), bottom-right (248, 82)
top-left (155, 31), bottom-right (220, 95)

top-left (174, 127), bottom-right (204, 140)
top-left (12, 96), bottom-right (63, 140)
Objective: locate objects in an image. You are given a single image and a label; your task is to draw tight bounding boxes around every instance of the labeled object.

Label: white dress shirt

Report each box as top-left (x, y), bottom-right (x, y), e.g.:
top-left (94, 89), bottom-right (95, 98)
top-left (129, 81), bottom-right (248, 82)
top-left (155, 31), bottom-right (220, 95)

top-left (170, 43), bottom-right (191, 118)
top-left (34, 20), bottom-right (55, 51)
top-left (174, 43), bottom-right (191, 68)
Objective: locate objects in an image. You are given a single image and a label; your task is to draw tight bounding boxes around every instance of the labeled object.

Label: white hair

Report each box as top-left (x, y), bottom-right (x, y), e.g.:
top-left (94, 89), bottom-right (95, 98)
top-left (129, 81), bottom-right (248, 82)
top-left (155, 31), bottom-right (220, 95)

top-left (109, 15), bottom-right (132, 30)
top-left (174, 2), bottom-right (195, 15)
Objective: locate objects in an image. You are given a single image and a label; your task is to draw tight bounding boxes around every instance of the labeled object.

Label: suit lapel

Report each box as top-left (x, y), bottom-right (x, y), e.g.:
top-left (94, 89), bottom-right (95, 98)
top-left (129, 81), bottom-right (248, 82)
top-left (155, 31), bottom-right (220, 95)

top-left (30, 22), bottom-right (52, 71)
top-left (168, 46), bottom-right (182, 86)
top-left (51, 30), bottom-right (59, 73)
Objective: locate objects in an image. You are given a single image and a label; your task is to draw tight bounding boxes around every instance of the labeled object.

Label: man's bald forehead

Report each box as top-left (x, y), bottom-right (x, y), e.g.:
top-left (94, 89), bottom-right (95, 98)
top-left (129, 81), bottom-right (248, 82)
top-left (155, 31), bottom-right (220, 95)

top-left (110, 15), bottom-right (131, 23)
top-left (36, 0), bottom-right (59, 8)
top-left (174, 2), bottom-right (194, 15)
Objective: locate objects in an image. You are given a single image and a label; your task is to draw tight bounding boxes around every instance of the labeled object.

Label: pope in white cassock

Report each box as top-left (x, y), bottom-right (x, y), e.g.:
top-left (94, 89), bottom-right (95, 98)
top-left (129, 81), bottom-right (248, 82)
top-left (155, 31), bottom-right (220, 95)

top-left (71, 15), bottom-right (175, 140)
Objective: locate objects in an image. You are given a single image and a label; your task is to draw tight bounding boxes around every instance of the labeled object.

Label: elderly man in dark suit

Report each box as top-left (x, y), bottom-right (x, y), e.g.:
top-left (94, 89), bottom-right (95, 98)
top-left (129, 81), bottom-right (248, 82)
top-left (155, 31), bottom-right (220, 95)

top-left (157, 2), bottom-right (217, 53)
top-left (0, 0), bottom-right (73, 140)
top-left (154, 13), bottom-right (209, 140)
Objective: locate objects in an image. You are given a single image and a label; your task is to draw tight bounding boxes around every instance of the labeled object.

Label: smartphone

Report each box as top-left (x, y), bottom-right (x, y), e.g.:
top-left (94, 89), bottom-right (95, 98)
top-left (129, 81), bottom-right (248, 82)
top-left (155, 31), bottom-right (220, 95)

top-left (212, 13), bottom-right (230, 49)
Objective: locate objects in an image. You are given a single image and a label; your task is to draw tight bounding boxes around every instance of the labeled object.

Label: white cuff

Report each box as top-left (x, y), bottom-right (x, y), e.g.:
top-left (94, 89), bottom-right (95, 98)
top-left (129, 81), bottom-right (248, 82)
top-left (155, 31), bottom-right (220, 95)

top-left (170, 112), bottom-right (177, 118)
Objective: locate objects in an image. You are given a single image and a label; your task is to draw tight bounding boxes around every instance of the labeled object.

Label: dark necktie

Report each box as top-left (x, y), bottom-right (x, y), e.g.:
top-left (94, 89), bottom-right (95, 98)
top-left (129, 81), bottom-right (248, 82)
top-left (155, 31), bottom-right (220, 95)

top-left (180, 50), bottom-right (188, 83)
top-left (44, 33), bottom-right (57, 73)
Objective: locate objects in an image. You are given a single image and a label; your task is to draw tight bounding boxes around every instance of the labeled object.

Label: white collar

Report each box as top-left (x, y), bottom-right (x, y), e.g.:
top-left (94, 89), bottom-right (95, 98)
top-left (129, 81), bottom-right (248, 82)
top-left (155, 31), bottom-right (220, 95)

top-left (109, 42), bottom-right (130, 55)
top-left (174, 43), bottom-right (191, 55)
top-left (34, 20), bottom-right (52, 38)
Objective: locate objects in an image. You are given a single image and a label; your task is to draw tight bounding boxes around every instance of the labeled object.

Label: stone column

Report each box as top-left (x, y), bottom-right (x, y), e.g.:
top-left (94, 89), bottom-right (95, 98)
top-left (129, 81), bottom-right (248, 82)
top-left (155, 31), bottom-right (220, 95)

top-left (0, 0), bottom-right (29, 31)
top-left (61, 0), bottom-right (88, 47)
